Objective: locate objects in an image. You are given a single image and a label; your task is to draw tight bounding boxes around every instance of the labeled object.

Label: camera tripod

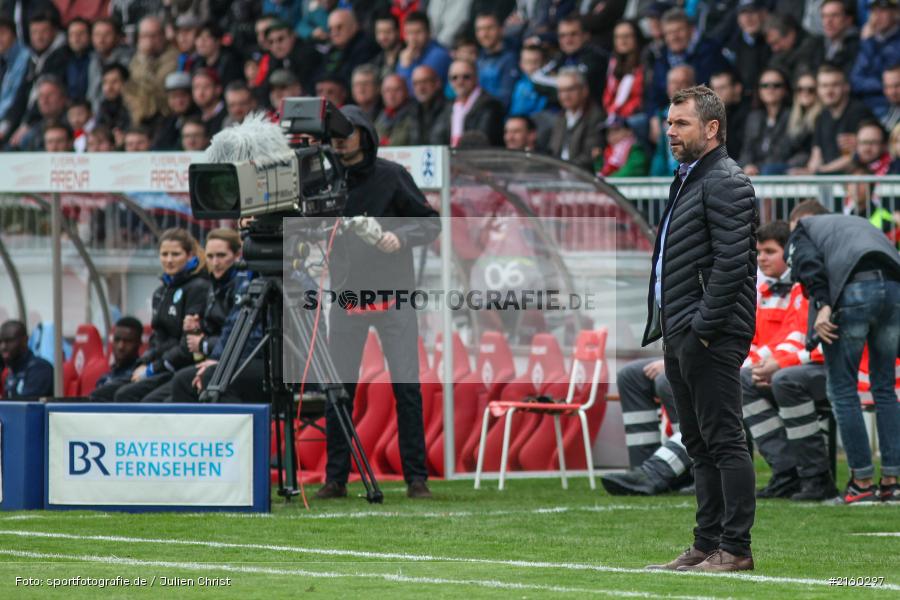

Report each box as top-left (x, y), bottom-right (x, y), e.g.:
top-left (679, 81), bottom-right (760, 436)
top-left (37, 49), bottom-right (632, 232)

top-left (200, 274), bottom-right (383, 504)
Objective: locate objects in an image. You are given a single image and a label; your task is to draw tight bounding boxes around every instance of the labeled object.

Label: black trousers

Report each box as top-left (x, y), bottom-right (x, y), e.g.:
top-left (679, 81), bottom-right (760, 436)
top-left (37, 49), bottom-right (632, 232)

top-left (664, 328), bottom-right (755, 557)
top-left (167, 360), bottom-right (267, 403)
top-left (90, 373), bottom-right (173, 403)
top-left (325, 307), bottom-right (427, 484)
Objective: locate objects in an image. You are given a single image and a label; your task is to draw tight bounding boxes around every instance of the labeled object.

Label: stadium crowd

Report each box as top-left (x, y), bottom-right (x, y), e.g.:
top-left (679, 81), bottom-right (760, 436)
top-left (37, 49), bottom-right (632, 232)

top-left (0, 0), bottom-right (900, 182)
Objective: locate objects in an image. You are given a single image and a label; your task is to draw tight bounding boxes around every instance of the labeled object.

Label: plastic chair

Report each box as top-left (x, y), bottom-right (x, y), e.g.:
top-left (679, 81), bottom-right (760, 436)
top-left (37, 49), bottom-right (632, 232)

top-left (475, 328), bottom-right (608, 491)
top-left (63, 324), bottom-right (105, 396)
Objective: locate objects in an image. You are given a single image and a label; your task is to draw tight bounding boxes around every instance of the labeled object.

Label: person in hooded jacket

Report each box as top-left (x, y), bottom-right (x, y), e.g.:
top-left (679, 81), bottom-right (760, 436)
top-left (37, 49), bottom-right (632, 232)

top-left (315, 105), bottom-right (440, 501)
top-left (141, 228), bottom-right (248, 403)
top-left (92, 228), bottom-right (210, 403)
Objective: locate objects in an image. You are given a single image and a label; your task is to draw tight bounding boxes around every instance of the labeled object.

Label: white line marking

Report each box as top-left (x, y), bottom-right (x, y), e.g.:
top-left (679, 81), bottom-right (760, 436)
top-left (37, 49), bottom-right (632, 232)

top-left (210, 503), bottom-right (693, 520)
top-left (852, 533), bottom-right (900, 537)
top-left (1, 529), bottom-right (895, 591)
top-left (0, 549), bottom-right (713, 600)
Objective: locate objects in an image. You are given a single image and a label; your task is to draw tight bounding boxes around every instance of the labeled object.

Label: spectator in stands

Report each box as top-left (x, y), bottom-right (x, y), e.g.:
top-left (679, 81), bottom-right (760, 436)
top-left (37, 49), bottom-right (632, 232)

top-left (787, 200), bottom-right (900, 504)
top-left (509, 45), bottom-right (548, 118)
top-left (194, 21), bottom-right (244, 88)
top-left (450, 34), bottom-right (479, 64)
top-left (764, 14), bottom-right (820, 83)
top-left (548, 67), bottom-right (604, 172)
top-left (43, 120), bottom-right (72, 152)
top-left (811, 0), bottom-right (860, 75)
top-left (426, 0), bottom-right (472, 48)
top-left (375, 73), bottom-right (418, 146)
top-left (602, 20), bottom-right (645, 119)
top-left (316, 9), bottom-right (379, 86)
top-left (0, 1), bottom-right (60, 49)
top-left (805, 64), bottom-right (874, 174)
top-left (739, 220), bottom-right (835, 501)
top-left (650, 64), bottom-right (695, 176)
top-left (87, 18), bottom-right (132, 113)
top-left (125, 16), bottom-right (178, 127)
top-left (710, 69), bottom-right (750, 160)
top-left (246, 14), bottom-right (275, 89)
top-left (96, 228), bottom-right (210, 403)
top-left (95, 63), bottom-right (131, 144)
top-left (123, 125), bottom-right (151, 152)
top-left (142, 228), bottom-right (247, 403)
top-left (532, 15), bottom-right (608, 105)
top-left (474, 12), bottom-right (519, 108)
top-left (268, 69), bottom-right (302, 114)
top-left (172, 14), bottom-right (200, 73)
top-left (851, 0), bottom-right (900, 118)
top-left (890, 122), bottom-right (900, 172)
top-left (64, 17), bottom-right (92, 101)
top-left (88, 317), bottom-right (143, 402)
top-left (86, 124), bottom-right (114, 151)
top-left (411, 65), bottom-right (445, 144)
top-left (854, 120), bottom-right (892, 175)
top-left (740, 68), bottom-right (793, 175)
top-left (110, 0), bottom-right (161, 43)
top-left (881, 63), bottom-right (900, 131)
top-left (222, 81), bottom-right (256, 128)
top-left (647, 9), bottom-right (726, 114)
top-left (315, 75), bottom-right (349, 107)
top-left (581, 0), bottom-right (629, 50)
top-left (295, 0), bottom-right (336, 42)
top-left (27, 11), bottom-right (68, 82)
top-left (372, 11), bottom-right (402, 80)
top-left (192, 68), bottom-right (226, 137)
top-left (180, 117), bottom-right (210, 151)
top-left (785, 71), bottom-right (823, 172)
top-left (0, 17), bottom-right (31, 144)
top-left (0, 319), bottom-right (53, 399)
top-left (594, 115), bottom-right (649, 178)
top-left (351, 64), bottom-right (383, 123)
top-left (66, 99), bottom-right (91, 152)
top-left (396, 11), bottom-right (451, 91)
top-left (503, 115), bottom-right (537, 151)
top-left (431, 59), bottom-right (504, 146)
top-left (260, 20), bottom-right (319, 95)
top-left (152, 71), bottom-right (197, 150)
top-left (9, 75), bottom-right (68, 151)
top-left (724, 0), bottom-right (770, 99)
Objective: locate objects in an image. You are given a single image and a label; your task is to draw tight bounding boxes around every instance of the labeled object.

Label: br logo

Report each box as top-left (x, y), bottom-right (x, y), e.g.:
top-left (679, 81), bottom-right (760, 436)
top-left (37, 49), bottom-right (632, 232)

top-left (69, 441), bottom-right (110, 476)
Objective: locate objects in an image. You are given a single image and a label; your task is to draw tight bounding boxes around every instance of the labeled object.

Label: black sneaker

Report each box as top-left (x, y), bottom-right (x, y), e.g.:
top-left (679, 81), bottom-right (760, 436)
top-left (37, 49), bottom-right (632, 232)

top-left (842, 479), bottom-right (879, 505)
top-left (790, 473), bottom-right (839, 502)
top-left (756, 470), bottom-right (801, 499)
top-left (879, 480), bottom-right (900, 503)
top-left (601, 466), bottom-right (671, 496)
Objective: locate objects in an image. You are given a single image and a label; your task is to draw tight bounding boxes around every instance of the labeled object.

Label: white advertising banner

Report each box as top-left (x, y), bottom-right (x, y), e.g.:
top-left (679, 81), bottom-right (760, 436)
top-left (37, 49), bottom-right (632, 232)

top-left (0, 146), bottom-right (445, 193)
top-left (48, 412), bottom-right (253, 506)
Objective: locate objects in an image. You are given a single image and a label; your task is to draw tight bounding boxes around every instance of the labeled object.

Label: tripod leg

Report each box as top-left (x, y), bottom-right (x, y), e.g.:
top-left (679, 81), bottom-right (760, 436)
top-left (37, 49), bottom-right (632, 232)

top-left (327, 389), bottom-right (383, 504)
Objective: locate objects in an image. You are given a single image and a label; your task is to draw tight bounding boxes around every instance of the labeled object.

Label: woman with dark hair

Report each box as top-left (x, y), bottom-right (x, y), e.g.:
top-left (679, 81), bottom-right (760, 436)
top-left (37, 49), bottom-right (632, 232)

top-left (92, 228), bottom-right (211, 403)
top-left (602, 20), bottom-right (645, 119)
top-left (739, 68), bottom-right (793, 176)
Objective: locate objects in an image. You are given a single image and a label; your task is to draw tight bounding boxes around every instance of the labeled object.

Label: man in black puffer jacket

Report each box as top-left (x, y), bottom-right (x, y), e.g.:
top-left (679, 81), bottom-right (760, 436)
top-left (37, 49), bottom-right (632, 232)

top-left (642, 86), bottom-right (759, 573)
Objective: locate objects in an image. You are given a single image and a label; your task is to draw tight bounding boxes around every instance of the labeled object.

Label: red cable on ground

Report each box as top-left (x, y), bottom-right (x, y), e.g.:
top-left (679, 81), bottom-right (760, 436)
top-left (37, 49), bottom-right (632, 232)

top-left (295, 216), bottom-right (342, 510)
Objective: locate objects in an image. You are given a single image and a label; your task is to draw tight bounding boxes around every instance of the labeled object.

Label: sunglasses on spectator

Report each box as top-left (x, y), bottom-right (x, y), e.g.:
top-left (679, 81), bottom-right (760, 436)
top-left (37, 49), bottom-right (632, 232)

top-left (450, 73), bottom-right (473, 81)
top-left (759, 82), bottom-right (785, 89)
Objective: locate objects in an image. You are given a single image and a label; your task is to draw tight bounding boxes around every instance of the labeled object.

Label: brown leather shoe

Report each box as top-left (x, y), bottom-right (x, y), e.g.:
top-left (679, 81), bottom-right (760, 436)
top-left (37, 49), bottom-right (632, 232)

top-left (645, 546), bottom-right (713, 570)
top-left (407, 480), bottom-right (432, 499)
top-left (314, 481), bottom-right (347, 499)
top-left (677, 549), bottom-right (754, 572)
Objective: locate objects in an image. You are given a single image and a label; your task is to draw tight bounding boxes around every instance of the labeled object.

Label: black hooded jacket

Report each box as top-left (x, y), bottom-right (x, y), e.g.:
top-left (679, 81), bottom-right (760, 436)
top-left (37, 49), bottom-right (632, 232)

top-left (199, 266), bottom-right (246, 358)
top-left (333, 105), bottom-right (440, 296)
top-left (140, 261), bottom-right (210, 374)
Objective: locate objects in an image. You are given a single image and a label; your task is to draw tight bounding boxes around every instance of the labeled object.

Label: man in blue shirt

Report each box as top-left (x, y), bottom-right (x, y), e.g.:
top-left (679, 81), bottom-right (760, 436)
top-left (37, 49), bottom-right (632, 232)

top-left (474, 11), bottom-right (519, 108)
top-left (1, 320), bottom-right (53, 399)
top-left (395, 11), bottom-right (451, 93)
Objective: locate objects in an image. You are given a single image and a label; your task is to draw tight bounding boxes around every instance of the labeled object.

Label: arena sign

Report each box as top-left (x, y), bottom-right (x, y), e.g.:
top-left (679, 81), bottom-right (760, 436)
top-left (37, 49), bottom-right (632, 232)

top-left (45, 404), bottom-right (269, 512)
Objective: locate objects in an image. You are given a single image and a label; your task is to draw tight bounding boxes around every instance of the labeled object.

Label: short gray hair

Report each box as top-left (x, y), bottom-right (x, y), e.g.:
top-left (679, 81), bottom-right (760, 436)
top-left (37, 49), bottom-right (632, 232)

top-left (557, 66), bottom-right (586, 88)
top-left (351, 63), bottom-right (380, 83)
top-left (671, 85), bottom-right (727, 144)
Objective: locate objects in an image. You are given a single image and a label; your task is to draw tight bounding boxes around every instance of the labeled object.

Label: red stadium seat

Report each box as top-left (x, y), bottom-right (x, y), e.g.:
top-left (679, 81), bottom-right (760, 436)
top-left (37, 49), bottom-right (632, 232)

top-left (473, 333), bottom-right (567, 475)
top-left (428, 331), bottom-right (517, 476)
top-left (63, 324), bottom-right (106, 396)
top-left (475, 329), bottom-right (608, 490)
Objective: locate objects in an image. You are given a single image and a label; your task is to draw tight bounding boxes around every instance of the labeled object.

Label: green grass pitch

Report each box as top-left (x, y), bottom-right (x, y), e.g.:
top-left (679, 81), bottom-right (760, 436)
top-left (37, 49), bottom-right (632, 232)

top-left (0, 461), bottom-right (897, 599)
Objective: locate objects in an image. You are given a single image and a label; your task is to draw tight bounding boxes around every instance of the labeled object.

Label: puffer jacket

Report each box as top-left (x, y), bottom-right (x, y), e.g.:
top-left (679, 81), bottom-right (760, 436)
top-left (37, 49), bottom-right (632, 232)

top-left (642, 144), bottom-right (758, 346)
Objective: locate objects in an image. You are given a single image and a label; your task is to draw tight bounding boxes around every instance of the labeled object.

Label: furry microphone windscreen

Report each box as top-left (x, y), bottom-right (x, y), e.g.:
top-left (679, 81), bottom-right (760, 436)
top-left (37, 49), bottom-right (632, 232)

top-left (204, 112), bottom-right (294, 168)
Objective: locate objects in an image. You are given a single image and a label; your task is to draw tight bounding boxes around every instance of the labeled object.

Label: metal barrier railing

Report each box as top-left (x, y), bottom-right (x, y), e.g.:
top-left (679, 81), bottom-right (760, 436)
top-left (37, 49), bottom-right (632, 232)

top-left (611, 175), bottom-right (900, 229)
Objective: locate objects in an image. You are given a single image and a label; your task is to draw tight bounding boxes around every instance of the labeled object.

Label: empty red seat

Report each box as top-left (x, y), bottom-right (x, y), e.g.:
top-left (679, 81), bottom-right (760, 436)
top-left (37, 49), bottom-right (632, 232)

top-left (64, 324), bottom-right (105, 396)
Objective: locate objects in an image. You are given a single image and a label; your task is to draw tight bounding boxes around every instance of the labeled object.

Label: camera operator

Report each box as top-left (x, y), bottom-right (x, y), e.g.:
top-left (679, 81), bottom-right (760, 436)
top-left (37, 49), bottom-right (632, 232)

top-left (315, 105), bottom-right (440, 500)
